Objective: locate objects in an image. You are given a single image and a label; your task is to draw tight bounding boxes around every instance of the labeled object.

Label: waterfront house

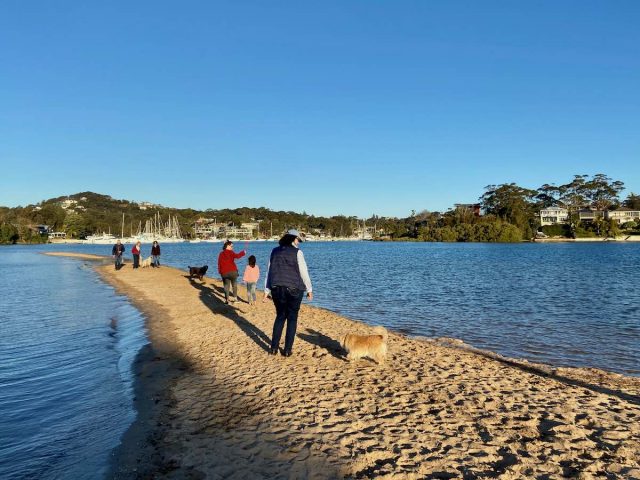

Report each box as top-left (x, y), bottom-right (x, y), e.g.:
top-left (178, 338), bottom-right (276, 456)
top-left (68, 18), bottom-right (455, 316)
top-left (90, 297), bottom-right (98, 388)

top-left (540, 207), bottom-right (569, 226)
top-left (578, 209), bottom-right (604, 222)
top-left (605, 208), bottom-right (640, 225)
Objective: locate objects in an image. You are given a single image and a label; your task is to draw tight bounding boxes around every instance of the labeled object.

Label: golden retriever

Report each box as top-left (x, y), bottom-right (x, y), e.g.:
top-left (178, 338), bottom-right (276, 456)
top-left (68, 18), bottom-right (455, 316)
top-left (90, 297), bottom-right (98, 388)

top-left (341, 326), bottom-right (388, 364)
top-left (141, 256), bottom-right (153, 268)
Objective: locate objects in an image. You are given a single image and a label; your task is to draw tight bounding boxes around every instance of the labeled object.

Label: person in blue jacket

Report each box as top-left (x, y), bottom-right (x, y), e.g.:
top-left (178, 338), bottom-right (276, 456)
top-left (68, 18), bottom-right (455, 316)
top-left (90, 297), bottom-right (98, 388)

top-left (112, 240), bottom-right (125, 270)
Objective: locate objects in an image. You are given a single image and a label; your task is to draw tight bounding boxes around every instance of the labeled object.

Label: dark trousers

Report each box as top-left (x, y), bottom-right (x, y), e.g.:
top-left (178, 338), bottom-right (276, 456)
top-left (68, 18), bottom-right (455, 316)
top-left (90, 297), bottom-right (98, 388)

top-left (221, 271), bottom-right (239, 301)
top-left (270, 286), bottom-right (304, 353)
top-left (133, 254), bottom-right (140, 268)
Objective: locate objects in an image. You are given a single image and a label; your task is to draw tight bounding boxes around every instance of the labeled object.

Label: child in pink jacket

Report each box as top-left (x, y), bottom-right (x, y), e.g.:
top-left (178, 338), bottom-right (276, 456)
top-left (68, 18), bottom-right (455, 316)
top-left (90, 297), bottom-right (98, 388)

top-left (242, 255), bottom-right (260, 305)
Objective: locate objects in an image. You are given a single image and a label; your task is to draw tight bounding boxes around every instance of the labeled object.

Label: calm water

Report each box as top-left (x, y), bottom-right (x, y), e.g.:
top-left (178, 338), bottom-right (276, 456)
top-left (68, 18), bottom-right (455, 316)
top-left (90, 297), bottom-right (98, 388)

top-left (1, 241), bottom-right (638, 478)
top-left (0, 249), bottom-right (147, 479)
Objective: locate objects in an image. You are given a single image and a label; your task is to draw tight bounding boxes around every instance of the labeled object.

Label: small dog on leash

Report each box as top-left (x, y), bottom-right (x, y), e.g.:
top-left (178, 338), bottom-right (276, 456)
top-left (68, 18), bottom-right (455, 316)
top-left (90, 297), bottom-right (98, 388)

top-left (341, 326), bottom-right (388, 364)
top-left (188, 265), bottom-right (208, 281)
top-left (141, 257), bottom-right (153, 268)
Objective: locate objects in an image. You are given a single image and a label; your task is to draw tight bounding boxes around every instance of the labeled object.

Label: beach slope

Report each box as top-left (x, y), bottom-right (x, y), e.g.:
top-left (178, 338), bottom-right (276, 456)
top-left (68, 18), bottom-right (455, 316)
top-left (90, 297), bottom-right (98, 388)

top-left (66, 257), bottom-right (640, 479)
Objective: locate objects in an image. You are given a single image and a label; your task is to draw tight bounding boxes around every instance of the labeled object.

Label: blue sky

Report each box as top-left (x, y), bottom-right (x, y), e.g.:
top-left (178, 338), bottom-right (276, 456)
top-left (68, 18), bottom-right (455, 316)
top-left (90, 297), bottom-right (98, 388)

top-left (1, 1), bottom-right (638, 217)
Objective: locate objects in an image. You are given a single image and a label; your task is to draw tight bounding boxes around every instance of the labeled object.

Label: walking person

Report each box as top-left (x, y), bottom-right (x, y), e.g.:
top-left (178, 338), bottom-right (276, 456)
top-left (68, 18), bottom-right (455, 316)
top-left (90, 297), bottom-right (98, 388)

top-left (131, 241), bottom-right (141, 269)
top-left (263, 229), bottom-right (313, 357)
top-left (217, 240), bottom-right (246, 304)
top-left (112, 239), bottom-right (125, 270)
top-left (151, 240), bottom-right (161, 268)
top-left (242, 255), bottom-right (260, 306)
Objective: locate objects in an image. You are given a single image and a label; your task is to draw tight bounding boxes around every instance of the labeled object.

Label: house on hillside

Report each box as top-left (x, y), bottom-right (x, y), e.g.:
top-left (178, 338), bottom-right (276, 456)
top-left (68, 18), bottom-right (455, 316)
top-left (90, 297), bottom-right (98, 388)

top-left (606, 208), bottom-right (640, 224)
top-left (219, 224), bottom-right (253, 239)
top-left (540, 207), bottom-right (569, 226)
top-left (454, 204), bottom-right (481, 216)
top-left (578, 209), bottom-right (604, 222)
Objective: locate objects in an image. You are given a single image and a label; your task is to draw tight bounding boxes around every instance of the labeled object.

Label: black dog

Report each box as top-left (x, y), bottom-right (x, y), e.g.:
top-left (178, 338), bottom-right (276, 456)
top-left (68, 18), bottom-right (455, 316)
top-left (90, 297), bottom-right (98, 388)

top-left (188, 265), bottom-right (208, 281)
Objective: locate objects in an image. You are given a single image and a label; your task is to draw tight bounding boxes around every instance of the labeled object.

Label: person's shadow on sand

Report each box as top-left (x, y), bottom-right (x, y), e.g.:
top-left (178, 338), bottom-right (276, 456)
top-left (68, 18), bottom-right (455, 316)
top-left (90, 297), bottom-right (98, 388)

top-left (297, 328), bottom-right (346, 361)
top-left (188, 279), bottom-right (271, 353)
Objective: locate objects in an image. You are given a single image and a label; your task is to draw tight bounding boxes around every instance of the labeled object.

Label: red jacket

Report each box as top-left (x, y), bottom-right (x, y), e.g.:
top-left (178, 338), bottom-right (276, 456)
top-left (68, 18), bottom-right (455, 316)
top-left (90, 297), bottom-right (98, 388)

top-left (132, 245), bottom-right (140, 255)
top-left (218, 249), bottom-right (245, 275)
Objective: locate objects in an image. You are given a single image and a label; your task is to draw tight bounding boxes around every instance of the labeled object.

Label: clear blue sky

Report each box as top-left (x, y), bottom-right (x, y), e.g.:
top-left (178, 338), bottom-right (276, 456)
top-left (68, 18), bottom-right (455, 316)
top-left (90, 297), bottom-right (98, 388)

top-left (1, 1), bottom-right (638, 217)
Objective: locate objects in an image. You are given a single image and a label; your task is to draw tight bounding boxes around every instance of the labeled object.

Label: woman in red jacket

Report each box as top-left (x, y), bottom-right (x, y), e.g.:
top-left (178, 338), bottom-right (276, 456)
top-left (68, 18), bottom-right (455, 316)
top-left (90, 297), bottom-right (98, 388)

top-left (131, 241), bottom-right (142, 269)
top-left (217, 240), bottom-right (246, 303)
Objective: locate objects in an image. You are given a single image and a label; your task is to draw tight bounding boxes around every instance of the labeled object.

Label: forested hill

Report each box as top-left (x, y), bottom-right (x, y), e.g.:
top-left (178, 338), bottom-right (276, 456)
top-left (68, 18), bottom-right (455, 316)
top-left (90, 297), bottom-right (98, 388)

top-left (0, 191), bottom-right (370, 242)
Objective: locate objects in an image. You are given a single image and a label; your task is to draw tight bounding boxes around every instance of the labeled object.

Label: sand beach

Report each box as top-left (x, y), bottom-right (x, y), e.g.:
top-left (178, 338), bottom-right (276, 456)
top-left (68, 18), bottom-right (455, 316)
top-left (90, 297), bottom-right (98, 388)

top-left (45, 253), bottom-right (640, 479)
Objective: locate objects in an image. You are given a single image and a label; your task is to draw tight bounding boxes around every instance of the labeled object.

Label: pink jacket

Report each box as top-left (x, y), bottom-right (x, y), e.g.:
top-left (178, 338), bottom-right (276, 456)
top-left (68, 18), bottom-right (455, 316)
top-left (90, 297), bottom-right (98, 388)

top-left (243, 265), bottom-right (260, 283)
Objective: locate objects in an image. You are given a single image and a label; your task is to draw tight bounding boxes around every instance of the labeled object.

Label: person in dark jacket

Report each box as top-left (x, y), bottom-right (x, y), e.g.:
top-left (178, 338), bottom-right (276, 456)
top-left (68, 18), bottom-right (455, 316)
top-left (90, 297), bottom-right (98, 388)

top-left (263, 229), bottom-right (313, 357)
top-left (217, 240), bottom-right (246, 303)
top-left (151, 241), bottom-right (161, 267)
top-left (112, 240), bottom-right (125, 270)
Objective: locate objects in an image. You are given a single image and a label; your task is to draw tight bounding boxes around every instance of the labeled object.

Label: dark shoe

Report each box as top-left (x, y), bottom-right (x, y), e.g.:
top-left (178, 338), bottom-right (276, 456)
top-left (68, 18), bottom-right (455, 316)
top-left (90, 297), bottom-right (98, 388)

top-left (269, 348), bottom-right (278, 355)
top-left (282, 350), bottom-right (292, 357)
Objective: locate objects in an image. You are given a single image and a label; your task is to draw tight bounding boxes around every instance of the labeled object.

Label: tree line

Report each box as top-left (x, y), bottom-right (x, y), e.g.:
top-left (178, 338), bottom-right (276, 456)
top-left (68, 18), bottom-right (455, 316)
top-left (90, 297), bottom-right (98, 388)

top-left (1, 176), bottom-right (639, 244)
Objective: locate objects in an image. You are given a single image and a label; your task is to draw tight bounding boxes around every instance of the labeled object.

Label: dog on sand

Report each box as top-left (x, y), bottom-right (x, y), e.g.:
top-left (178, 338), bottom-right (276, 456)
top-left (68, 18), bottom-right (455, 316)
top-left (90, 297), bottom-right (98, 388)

top-left (341, 326), bottom-right (388, 364)
top-left (188, 265), bottom-right (208, 281)
top-left (141, 256), bottom-right (153, 268)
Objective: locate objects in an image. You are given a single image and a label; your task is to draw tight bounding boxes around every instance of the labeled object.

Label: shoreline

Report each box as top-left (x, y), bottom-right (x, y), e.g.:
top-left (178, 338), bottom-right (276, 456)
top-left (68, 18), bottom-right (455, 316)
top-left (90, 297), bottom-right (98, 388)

top-left (45, 253), bottom-right (640, 478)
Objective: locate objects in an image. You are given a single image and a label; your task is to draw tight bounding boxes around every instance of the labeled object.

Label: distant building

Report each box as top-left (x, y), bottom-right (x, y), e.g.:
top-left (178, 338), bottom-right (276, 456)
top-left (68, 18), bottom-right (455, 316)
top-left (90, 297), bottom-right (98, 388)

top-left (606, 208), bottom-right (640, 224)
top-left (36, 224), bottom-right (50, 234)
top-left (59, 199), bottom-right (78, 210)
top-left (578, 209), bottom-right (604, 222)
top-left (138, 201), bottom-right (160, 210)
top-left (241, 222), bottom-right (260, 232)
top-left (454, 204), bottom-right (481, 216)
top-left (540, 207), bottom-right (640, 226)
top-left (540, 207), bottom-right (569, 226)
top-left (49, 232), bottom-right (67, 239)
top-left (219, 224), bottom-right (253, 239)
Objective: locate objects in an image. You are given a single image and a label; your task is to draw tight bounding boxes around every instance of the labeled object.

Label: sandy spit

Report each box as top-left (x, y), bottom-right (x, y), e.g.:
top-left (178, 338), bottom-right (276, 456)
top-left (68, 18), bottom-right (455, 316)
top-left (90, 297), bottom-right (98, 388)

top-left (53, 254), bottom-right (640, 479)
top-left (43, 252), bottom-right (108, 260)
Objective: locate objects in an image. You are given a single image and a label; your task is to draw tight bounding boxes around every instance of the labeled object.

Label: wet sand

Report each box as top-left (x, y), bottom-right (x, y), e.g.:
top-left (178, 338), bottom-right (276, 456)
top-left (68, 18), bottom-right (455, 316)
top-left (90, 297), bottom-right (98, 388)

top-left (47, 254), bottom-right (640, 479)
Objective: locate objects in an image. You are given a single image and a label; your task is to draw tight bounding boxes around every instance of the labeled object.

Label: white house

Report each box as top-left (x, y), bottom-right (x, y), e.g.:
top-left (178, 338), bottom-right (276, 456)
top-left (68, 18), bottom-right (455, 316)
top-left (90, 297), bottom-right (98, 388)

top-left (605, 208), bottom-right (640, 225)
top-left (540, 207), bottom-right (569, 226)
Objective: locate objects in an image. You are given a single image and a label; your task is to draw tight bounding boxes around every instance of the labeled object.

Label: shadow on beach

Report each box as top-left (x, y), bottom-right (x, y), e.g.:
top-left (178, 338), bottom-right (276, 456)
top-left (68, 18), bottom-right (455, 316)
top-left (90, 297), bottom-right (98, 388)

top-left (467, 348), bottom-right (640, 407)
top-left (298, 328), bottom-right (346, 361)
top-left (187, 278), bottom-right (272, 353)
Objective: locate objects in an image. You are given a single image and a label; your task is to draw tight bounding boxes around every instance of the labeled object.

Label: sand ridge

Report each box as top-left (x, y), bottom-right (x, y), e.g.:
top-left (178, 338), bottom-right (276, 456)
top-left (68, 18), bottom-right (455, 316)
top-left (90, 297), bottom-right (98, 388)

top-left (84, 259), bottom-right (640, 479)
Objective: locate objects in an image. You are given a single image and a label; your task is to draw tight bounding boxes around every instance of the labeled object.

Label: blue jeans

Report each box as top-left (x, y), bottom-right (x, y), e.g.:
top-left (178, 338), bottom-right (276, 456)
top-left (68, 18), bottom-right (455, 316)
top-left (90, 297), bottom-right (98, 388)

top-left (115, 254), bottom-right (123, 269)
top-left (270, 286), bottom-right (304, 353)
top-left (246, 282), bottom-right (257, 303)
top-left (152, 255), bottom-right (160, 267)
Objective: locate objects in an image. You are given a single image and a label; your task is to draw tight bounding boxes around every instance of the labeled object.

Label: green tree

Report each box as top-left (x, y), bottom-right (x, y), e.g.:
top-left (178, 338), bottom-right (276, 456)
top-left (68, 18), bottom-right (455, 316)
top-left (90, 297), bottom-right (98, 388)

top-left (623, 193), bottom-right (640, 210)
top-left (0, 223), bottom-right (20, 244)
top-left (584, 173), bottom-right (624, 211)
top-left (480, 183), bottom-right (537, 239)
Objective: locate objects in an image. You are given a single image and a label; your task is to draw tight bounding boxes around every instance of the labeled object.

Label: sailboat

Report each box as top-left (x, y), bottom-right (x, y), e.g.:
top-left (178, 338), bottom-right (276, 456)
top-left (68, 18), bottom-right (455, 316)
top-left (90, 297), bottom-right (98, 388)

top-left (130, 213), bottom-right (186, 243)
